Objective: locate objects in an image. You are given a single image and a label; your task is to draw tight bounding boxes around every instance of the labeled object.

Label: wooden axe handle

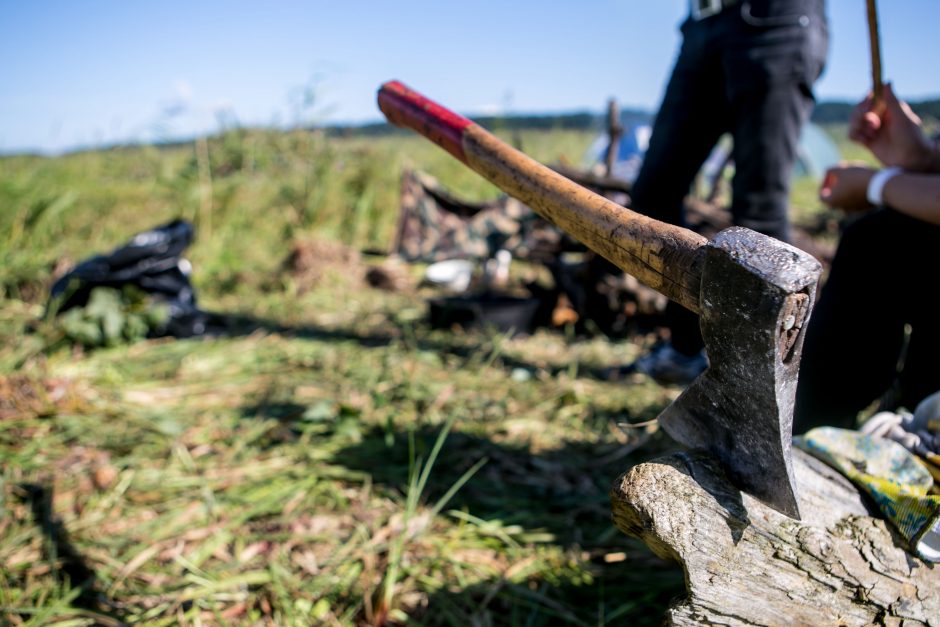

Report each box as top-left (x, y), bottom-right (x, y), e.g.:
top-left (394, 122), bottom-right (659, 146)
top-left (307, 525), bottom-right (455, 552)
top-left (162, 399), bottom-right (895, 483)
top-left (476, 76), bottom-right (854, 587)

top-left (378, 80), bottom-right (707, 313)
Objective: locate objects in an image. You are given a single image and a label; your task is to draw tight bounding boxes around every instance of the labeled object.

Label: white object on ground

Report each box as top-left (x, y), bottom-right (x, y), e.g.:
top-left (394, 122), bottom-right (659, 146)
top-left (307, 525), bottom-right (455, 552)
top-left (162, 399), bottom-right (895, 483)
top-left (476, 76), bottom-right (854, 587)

top-left (425, 259), bottom-right (474, 292)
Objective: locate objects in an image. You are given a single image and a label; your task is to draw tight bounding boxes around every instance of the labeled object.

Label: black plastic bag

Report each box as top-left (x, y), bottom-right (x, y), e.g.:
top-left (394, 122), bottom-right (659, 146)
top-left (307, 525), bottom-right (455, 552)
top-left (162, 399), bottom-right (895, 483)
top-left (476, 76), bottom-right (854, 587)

top-left (49, 219), bottom-right (213, 338)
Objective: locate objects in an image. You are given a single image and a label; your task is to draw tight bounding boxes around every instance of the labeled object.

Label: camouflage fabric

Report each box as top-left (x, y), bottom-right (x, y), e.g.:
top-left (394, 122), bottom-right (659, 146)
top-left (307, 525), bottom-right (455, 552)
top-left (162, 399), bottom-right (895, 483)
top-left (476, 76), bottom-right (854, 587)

top-left (393, 169), bottom-right (566, 263)
top-left (796, 427), bottom-right (940, 562)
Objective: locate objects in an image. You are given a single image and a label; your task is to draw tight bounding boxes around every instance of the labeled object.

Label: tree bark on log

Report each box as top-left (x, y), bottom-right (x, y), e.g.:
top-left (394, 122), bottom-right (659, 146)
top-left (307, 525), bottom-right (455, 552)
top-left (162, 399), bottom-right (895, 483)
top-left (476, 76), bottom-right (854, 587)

top-left (610, 449), bottom-right (938, 625)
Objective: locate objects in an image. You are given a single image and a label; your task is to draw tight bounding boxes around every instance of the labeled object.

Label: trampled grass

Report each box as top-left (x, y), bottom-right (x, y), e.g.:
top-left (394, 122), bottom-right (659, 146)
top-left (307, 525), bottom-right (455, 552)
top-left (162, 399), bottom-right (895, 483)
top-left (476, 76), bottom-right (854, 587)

top-left (0, 123), bottom-right (838, 625)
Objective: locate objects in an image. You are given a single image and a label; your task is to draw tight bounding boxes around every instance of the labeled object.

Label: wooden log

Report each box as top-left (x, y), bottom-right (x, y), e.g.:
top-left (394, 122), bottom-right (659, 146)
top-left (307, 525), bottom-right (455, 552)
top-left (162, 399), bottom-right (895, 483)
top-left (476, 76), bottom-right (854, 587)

top-left (610, 449), bottom-right (939, 625)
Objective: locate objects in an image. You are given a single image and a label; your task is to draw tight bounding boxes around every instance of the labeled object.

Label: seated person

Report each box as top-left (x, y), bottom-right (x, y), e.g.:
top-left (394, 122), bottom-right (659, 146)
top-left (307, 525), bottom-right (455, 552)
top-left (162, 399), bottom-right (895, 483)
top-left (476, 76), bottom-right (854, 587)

top-left (794, 84), bottom-right (940, 434)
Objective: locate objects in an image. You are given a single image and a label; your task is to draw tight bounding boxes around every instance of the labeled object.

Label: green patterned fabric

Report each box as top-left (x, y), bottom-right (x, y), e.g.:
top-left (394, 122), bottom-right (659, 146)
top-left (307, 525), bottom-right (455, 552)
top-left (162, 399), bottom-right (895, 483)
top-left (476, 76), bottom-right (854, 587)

top-left (795, 427), bottom-right (940, 562)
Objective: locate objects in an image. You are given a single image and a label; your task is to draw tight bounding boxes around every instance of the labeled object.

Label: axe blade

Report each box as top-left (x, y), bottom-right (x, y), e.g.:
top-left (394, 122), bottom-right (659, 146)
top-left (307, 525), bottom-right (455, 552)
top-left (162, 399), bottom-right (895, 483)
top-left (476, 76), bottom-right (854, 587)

top-left (659, 228), bottom-right (821, 518)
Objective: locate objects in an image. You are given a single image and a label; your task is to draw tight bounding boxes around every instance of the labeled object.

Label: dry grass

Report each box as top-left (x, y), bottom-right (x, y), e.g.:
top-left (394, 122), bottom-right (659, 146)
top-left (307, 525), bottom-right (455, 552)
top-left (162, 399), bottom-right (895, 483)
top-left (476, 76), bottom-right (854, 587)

top-left (0, 127), bottom-right (693, 625)
top-left (0, 122), bottom-right (841, 625)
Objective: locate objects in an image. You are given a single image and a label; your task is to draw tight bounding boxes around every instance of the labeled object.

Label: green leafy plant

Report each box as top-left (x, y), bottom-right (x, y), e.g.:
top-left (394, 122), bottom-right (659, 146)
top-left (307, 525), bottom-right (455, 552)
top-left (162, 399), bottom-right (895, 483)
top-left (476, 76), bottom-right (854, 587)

top-left (55, 286), bottom-right (169, 348)
top-left (374, 415), bottom-right (488, 624)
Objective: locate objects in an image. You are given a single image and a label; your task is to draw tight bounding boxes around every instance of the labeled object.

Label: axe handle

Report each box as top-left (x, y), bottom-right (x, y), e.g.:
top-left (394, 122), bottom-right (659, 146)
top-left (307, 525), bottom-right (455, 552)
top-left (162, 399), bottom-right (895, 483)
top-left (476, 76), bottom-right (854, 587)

top-left (378, 81), bottom-right (707, 314)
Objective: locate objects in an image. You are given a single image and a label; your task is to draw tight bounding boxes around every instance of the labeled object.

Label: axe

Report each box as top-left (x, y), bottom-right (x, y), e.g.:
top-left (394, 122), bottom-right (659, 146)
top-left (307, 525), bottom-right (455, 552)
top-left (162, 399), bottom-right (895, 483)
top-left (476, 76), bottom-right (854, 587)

top-left (378, 81), bottom-right (820, 519)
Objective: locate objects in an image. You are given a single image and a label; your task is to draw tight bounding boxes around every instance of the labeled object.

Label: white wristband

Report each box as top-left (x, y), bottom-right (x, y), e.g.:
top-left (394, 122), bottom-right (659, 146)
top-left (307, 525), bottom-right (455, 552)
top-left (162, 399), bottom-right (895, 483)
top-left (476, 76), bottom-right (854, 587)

top-left (866, 167), bottom-right (902, 206)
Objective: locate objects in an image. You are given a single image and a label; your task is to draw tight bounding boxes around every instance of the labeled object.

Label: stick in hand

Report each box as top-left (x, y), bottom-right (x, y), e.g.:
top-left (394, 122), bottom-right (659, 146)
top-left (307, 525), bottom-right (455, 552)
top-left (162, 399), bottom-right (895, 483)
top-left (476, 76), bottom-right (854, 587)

top-left (866, 0), bottom-right (884, 105)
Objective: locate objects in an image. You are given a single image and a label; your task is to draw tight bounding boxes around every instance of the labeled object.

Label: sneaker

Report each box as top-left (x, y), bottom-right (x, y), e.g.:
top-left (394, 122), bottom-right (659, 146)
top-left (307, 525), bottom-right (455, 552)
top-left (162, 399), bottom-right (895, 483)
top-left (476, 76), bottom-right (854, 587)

top-left (633, 342), bottom-right (708, 385)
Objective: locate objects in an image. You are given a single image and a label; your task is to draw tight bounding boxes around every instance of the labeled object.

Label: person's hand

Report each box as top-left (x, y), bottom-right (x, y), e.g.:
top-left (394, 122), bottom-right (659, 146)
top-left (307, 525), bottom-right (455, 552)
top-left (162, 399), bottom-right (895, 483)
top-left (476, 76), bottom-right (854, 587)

top-left (819, 164), bottom-right (875, 212)
top-left (848, 84), bottom-right (937, 172)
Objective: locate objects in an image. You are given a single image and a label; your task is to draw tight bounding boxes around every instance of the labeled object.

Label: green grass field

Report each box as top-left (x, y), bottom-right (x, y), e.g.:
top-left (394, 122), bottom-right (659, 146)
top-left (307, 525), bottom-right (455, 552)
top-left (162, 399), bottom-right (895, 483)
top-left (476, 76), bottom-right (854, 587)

top-left (1, 124), bottom-right (851, 625)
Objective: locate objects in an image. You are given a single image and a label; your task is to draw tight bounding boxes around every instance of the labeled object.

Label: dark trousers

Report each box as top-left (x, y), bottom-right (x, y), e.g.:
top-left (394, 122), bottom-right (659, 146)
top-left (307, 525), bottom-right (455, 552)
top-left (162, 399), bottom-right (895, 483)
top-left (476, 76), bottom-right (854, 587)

top-left (631, 0), bottom-right (828, 355)
top-left (794, 209), bottom-right (940, 433)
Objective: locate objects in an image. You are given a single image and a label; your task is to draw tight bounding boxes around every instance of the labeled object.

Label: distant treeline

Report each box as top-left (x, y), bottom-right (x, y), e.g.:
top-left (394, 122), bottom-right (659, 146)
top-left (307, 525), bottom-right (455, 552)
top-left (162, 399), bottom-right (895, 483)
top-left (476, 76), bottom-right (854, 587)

top-left (813, 99), bottom-right (940, 124)
top-left (329, 97), bottom-right (940, 138)
top-left (325, 110), bottom-right (647, 138)
top-left (45, 96), bottom-right (940, 157)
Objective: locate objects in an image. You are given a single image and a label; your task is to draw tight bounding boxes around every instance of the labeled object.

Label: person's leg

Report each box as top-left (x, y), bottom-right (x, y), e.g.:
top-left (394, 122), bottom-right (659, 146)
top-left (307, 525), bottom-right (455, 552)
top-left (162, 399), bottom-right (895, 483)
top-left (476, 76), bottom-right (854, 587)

top-left (631, 19), bottom-right (729, 227)
top-left (723, 6), bottom-right (828, 242)
top-left (900, 325), bottom-right (940, 413)
top-left (794, 210), bottom-right (914, 433)
top-left (892, 217), bottom-right (940, 411)
top-left (727, 83), bottom-right (809, 242)
top-left (631, 19), bottom-right (730, 359)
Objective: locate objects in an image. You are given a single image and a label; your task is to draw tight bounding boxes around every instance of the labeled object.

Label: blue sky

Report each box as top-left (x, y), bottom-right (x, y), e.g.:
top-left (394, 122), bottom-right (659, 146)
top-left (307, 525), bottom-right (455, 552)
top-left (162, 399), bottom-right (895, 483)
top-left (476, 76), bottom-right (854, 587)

top-left (2, 0), bottom-right (938, 154)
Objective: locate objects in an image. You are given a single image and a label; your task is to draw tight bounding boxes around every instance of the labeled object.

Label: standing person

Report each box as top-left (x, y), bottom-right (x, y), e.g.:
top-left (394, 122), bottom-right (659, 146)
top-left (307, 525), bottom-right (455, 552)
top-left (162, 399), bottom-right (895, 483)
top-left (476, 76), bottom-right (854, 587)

top-left (628, 0), bottom-right (829, 383)
top-left (794, 84), bottom-right (940, 433)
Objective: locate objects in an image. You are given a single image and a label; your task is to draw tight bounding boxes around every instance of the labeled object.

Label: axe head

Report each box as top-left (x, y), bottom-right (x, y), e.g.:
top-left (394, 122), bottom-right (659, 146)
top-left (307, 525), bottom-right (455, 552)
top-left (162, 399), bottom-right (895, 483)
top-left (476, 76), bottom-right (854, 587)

top-left (658, 227), bottom-right (821, 519)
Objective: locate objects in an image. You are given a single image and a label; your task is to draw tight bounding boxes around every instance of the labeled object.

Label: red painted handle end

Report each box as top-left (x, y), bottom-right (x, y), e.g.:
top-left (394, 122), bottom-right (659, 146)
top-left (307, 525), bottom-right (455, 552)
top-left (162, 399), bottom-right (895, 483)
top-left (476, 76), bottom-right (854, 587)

top-left (378, 80), bottom-right (472, 164)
